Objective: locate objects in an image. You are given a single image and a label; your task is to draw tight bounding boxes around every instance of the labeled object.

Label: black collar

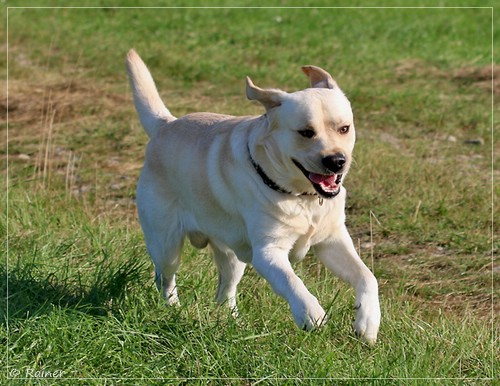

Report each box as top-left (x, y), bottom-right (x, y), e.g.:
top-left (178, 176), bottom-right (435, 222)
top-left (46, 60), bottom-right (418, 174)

top-left (249, 152), bottom-right (292, 195)
top-left (248, 146), bottom-right (317, 197)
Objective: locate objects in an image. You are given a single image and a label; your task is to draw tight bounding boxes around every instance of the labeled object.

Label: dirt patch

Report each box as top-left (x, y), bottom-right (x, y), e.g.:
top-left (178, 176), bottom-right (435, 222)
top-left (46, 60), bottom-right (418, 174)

top-left (394, 59), bottom-right (499, 94)
top-left (3, 72), bottom-right (140, 219)
top-left (451, 65), bottom-right (499, 94)
top-left (2, 79), bottom-right (129, 128)
top-left (394, 58), bottom-right (444, 78)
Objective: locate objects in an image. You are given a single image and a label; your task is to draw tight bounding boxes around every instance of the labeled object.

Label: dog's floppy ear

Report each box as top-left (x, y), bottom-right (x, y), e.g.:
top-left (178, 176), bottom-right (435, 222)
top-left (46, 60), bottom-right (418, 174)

top-left (301, 65), bottom-right (337, 89)
top-left (246, 76), bottom-right (284, 110)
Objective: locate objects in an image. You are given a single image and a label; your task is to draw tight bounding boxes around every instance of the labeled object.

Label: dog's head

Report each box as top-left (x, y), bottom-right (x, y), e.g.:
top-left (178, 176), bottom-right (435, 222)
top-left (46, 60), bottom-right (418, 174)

top-left (247, 66), bottom-right (355, 198)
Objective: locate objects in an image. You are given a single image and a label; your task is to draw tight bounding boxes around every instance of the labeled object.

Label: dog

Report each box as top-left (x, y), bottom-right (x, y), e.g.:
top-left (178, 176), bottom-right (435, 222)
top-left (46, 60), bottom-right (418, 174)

top-left (126, 49), bottom-right (380, 344)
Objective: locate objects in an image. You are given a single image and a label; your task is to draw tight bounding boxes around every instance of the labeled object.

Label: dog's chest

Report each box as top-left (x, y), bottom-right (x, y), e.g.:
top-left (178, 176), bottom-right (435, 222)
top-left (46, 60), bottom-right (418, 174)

top-left (287, 199), bottom-right (344, 263)
top-left (288, 212), bottom-right (327, 263)
top-left (289, 225), bottom-right (315, 263)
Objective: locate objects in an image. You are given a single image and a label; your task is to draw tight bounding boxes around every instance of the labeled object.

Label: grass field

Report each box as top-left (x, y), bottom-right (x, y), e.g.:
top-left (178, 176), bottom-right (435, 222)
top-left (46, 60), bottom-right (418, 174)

top-left (2, 1), bottom-right (499, 384)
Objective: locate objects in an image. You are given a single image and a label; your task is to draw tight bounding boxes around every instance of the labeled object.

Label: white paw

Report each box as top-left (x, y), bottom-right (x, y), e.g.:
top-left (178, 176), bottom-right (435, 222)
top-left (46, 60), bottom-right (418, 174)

top-left (291, 297), bottom-right (327, 331)
top-left (229, 306), bottom-right (239, 319)
top-left (353, 298), bottom-right (380, 345)
top-left (164, 288), bottom-right (180, 306)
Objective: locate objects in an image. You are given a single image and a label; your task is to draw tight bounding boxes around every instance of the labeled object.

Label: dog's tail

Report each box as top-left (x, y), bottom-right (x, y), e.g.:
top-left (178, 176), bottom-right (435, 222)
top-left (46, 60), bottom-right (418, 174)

top-left (125, 49), bottom-right (176, 138)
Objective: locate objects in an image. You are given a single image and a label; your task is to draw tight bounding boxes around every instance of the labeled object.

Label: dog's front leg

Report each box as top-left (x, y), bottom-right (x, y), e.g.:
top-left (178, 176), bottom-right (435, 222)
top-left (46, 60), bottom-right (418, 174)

top-left (315, 226), bottom-right (380, 344)
top-left (252, 244), bottom-right (326, 330)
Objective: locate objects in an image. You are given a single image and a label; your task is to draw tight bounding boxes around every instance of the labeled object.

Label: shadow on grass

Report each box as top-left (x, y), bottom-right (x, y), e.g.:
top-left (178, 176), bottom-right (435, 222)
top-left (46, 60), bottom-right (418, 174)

top-left (1, 257), bottom-right (149, 323)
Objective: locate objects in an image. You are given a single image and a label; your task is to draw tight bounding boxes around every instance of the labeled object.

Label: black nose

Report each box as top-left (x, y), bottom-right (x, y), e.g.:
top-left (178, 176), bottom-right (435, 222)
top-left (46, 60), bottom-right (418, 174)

top-left (322, 153), bottom-right (346, 173)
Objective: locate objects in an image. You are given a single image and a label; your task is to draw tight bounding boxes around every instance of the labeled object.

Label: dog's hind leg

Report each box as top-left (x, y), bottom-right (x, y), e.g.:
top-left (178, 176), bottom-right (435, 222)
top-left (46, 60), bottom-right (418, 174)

top-left (137, 188), bottom-right (185, 305)
top-left (154, 243), bottom-right (183, 306)
top-left (212, 244), bottom-right (246, 317)
top-left (149, 228), bottom-right (184, 306)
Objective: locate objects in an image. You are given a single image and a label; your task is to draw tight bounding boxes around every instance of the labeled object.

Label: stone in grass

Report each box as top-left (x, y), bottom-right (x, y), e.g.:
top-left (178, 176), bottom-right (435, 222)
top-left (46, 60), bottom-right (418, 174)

top-left (464, 138), bottom-right (484, 145)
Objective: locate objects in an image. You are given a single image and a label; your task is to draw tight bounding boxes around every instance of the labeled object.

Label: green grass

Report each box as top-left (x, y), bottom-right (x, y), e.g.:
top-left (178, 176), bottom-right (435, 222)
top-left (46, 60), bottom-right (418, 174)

top-left (2, 1), bottom-right (498, 384)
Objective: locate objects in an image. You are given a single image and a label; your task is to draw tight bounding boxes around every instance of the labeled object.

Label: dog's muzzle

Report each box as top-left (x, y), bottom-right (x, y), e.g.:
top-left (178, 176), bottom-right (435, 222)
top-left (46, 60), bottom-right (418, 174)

top-left (293, 155), bottom-right (345, 198)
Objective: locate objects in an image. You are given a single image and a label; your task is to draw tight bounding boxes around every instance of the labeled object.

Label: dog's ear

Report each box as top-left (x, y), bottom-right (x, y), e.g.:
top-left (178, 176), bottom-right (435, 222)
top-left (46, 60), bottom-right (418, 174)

top-left (301, 65), bottom-right (337, 89)
top-left (246, 76), bottom-right (284, 110)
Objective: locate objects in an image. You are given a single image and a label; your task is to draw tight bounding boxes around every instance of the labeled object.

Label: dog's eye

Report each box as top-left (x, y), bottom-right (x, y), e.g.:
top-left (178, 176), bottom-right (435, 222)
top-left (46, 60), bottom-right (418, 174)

top-left (298, 128), bottom-right (316, 138)
top-left (338, 125), bottom-right (350, 134)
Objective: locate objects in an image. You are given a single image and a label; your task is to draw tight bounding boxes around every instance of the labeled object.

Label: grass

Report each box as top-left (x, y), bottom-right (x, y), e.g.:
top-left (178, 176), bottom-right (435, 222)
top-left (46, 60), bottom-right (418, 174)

top-left (2, 1), bottom-right (498, 384)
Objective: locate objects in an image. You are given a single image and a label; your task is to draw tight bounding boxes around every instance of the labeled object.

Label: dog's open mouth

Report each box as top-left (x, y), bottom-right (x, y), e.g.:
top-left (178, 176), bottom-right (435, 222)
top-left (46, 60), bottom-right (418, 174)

top-left (293, 160), bottom-right (342, 198)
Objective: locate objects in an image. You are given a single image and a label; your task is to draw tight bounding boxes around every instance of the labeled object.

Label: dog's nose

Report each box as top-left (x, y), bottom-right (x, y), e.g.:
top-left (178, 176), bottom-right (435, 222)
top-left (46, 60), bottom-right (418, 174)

top-left (322, 153), bottom-right (346, 173)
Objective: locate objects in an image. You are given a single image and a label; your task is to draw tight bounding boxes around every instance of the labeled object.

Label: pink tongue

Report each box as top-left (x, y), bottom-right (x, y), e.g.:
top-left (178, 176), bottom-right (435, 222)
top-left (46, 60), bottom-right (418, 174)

top-left (308, 173), bottom-right (337, 188)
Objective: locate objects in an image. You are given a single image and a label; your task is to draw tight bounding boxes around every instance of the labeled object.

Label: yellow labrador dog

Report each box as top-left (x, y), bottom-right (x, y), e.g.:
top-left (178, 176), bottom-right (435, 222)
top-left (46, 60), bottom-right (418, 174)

top-left (126, 49), bottom-right (380, 344)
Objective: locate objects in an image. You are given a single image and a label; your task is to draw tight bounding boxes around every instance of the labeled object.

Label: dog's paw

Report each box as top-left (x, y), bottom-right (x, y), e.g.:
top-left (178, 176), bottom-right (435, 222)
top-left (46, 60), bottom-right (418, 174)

top-left (353, 299), bottom-right (380, 345)
top-left (164, 289), bottom-right (180, 306)
top-left (291, 298), bottom-right (327, 331)
top-left (228, 305), bottom-right (239, 319)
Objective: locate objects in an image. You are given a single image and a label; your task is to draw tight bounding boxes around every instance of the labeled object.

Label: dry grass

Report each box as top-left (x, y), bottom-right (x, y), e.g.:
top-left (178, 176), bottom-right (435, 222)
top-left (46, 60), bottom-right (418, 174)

top-left (394, 59), bottom-right (500, 95)
top-left (3, 67), bottom-right (141, 217)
